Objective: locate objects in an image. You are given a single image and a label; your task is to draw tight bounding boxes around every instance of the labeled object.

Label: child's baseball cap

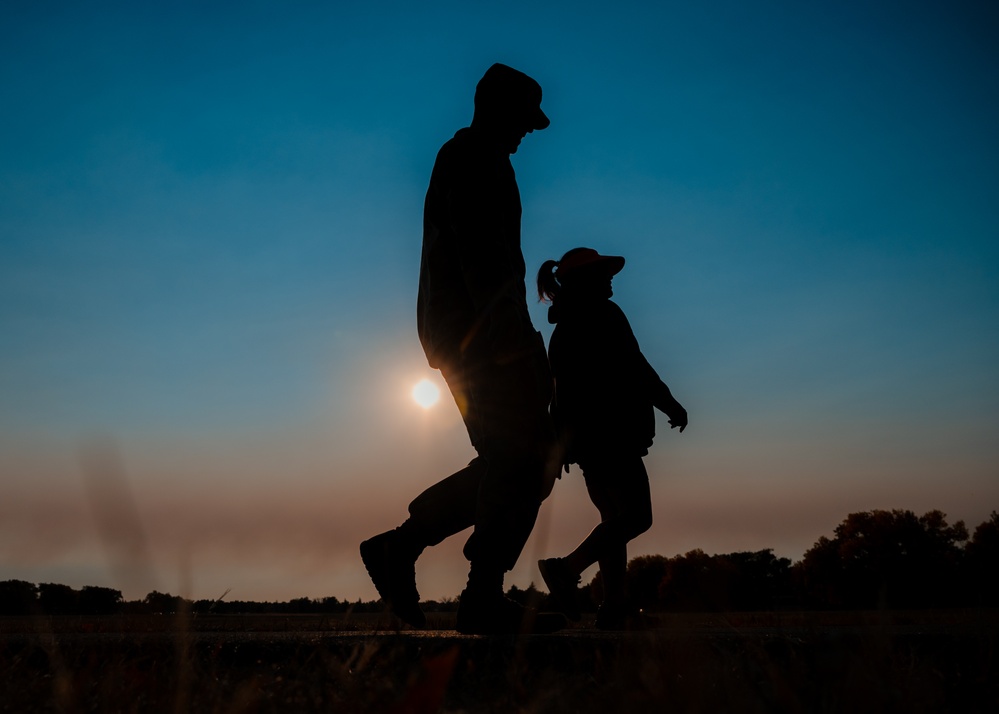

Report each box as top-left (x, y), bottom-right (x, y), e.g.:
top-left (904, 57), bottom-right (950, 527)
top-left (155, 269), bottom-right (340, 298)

top-left (555, 247), bottom-right (625, 282)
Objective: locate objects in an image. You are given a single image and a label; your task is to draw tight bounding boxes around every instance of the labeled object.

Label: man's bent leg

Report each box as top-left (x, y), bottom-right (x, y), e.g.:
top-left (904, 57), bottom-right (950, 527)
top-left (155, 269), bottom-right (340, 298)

top-left (404, 457), bottom-right (485, 546)
top-left (360, 360), bottom-right (485, 629)
top-left (361, 457), bottom-right (486, 630)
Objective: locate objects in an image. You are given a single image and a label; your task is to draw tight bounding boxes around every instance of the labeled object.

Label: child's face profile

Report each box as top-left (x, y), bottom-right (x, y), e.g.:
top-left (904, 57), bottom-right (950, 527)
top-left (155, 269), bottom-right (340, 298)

top-left (567, 268), bottom-right (614, 300)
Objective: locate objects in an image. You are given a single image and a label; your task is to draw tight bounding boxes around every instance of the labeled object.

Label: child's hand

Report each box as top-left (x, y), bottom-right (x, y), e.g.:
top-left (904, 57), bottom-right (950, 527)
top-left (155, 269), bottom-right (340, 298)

top-left (667, 402), bottom-right (688, 433)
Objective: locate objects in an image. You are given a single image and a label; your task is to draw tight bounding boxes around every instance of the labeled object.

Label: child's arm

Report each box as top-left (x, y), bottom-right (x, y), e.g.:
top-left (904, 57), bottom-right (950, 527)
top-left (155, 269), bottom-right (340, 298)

top-left (638, 353), bottom-right (688, 432)
top-left (609, 301), bottom-right (689, 433)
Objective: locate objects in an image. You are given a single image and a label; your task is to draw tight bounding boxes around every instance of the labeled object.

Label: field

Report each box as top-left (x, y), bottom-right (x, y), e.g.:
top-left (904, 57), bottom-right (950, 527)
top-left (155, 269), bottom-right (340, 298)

top-left (2, 610), bottom-right (997, 713)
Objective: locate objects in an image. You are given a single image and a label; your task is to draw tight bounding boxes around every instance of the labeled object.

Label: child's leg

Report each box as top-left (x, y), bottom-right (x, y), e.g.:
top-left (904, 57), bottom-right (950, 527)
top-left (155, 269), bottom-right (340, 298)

top-left (562, 455), bottom-right (652, 588)
top-left (596, 541), bottom-right (629, 608)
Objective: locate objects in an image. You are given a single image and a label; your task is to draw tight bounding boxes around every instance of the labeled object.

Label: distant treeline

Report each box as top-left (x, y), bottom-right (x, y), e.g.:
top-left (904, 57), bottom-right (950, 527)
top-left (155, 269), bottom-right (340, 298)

top-left (2, 509), bottom-right (996, 616)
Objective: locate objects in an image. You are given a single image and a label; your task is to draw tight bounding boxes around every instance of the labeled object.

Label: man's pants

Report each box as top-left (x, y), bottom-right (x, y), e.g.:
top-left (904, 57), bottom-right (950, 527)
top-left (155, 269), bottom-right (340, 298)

top-left (406, 334), bottom-right (558, 573)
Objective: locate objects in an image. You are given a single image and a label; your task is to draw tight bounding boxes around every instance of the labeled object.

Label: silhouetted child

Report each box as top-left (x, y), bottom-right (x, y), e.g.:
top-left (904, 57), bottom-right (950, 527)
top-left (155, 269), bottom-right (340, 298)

top-left (536, 247), bottom-right (688, 630)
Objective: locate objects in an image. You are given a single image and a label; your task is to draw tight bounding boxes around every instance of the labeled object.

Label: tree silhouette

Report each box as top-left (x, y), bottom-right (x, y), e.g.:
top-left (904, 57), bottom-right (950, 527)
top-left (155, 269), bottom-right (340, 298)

top-left (795, 509), bottom-right (968, 609)
top-left (720, 550), bottom-right (793, 610)
top-left (504, 582), bottom-right (549, 610)
top-left (2, 509), bottom-right (995, 616)
top-left (143, 591), bottom-right (189, 614)
top-left (656, 549), bottom-right (791, 612)
top-left (583, 550), bottom-right (793, 612)
top-left (38, 583), bottom-right (78, 615)
top-left (964, 510), bottom-right (999, 606)
top-left (0, 580), bottom-right (38, 615)
top-left (78, 586), bottom-right (123, 615)
top-left (659, 550), bottom-right (715, 611)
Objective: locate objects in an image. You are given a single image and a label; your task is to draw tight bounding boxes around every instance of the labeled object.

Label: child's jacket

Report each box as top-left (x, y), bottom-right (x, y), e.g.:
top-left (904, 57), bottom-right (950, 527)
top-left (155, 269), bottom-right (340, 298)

top-left (548, 298), bottom-right (676, 462)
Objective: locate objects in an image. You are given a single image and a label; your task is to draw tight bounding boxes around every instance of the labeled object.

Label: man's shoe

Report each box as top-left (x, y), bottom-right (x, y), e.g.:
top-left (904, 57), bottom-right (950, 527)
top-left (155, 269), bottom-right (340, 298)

top-left (360, 530), bottom-right (426, 629)
top-left (538, 557), bottom-right (582, 621)
top-left (595, 602), bottom-right (659, 631)
top-left (455, 589), bottom-right (567, 635)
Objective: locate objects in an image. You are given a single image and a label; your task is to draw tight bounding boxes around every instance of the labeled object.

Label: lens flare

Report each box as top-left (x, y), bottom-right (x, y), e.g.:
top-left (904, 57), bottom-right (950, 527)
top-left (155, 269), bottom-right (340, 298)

top-left (412, 379), bottom-right (441, 409)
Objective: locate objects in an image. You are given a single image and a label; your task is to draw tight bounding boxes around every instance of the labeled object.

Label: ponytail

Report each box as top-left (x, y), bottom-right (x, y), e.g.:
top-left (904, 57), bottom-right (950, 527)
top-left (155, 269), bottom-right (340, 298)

top-left (536, 259), bottom-right (560, 303)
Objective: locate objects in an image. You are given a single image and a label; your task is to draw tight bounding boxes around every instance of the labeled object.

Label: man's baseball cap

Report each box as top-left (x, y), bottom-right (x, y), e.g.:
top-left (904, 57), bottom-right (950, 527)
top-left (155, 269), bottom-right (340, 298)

top-left (555, 248), bottom-right (625, 281)
top-left (474, 63), bottom-right (550, 130)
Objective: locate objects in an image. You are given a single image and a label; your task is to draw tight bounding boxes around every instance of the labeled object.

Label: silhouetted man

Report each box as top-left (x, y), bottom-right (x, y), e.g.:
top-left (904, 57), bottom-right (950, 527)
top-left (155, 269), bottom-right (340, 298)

top-left (361, 64), bottom-right (563, 634)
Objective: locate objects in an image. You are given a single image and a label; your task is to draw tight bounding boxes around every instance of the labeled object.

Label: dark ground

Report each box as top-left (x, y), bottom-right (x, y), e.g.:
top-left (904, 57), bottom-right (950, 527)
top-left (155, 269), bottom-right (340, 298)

top-left (2, 610), bottom-right (997, 713)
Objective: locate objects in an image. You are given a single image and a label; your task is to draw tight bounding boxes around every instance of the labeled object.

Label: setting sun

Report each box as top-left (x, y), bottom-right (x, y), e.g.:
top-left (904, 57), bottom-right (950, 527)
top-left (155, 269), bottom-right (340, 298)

top-left (412, 378), bottom-right (441, 409)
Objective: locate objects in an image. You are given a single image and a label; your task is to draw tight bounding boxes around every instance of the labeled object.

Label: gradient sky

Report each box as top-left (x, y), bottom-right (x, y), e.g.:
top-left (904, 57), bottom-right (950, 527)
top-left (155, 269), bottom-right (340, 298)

top-left (2, 0), bottom-right (997, 603)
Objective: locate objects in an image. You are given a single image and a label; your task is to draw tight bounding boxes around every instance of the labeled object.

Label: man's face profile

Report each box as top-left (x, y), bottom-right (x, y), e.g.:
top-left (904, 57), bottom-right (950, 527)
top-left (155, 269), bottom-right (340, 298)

top-left (505, 119), bottom-right (535, 154)
top-left (488, 103), bottom-right (541, 154)
top-left (473, 64), bottom-right (548, 154)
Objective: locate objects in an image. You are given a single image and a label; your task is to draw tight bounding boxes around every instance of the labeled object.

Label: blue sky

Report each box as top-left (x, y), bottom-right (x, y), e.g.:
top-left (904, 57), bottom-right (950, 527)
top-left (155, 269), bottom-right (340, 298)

top-left (1, 0), bottom-right (997, 601)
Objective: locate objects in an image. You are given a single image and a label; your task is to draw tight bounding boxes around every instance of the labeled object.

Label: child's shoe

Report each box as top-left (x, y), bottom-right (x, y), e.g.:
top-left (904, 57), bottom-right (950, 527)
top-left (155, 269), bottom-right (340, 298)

top-left (538, 557), bottom-right (582, 621)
